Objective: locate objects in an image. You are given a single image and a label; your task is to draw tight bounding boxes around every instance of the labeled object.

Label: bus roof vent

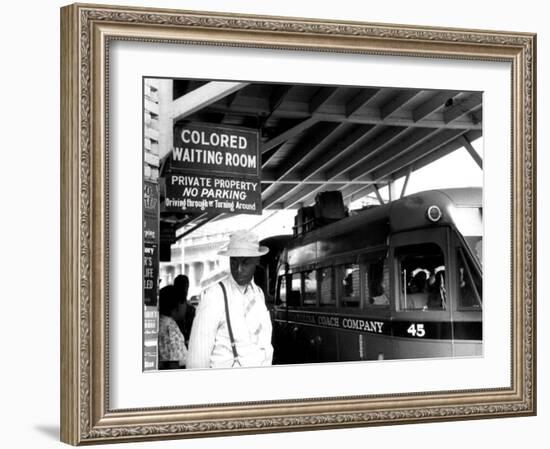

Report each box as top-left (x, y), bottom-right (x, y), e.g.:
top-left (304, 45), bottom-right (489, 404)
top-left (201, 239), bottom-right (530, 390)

top-left (293, 191), bottom-right (348, 236)
top-left (315, 191), bottom-right (347, 222)
top-left (293, 206), bottom-right (316, 236)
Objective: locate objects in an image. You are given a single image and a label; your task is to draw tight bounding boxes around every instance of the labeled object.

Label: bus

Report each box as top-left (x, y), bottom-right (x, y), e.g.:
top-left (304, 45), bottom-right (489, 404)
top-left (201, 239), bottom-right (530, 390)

top-left (262, 188), bottom-right (482, 364)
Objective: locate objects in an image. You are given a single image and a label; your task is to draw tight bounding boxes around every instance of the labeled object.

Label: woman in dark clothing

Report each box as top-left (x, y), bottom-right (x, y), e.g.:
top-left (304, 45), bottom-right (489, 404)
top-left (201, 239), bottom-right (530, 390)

top-left (173, 274), bottom-right (195, 343)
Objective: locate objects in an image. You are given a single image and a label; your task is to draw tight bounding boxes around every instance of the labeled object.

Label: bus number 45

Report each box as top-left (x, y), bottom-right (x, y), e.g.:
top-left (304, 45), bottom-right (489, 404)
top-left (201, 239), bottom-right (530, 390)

top-left (407, 323), bottom-right (426, 337)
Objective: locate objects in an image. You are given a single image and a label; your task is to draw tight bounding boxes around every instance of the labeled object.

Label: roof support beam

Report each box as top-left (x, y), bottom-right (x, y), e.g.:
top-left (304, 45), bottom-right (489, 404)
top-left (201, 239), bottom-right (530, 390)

top-left (299, 124), bottom-right (377, 180)
top-left (274, 126), bottom-right (405, 209)
top-left (413, 90), bottom-right (459, 122)
top-left (381, 89), bottom-right (423, 119)
top-left (346, 88), bottom-right (380, 116)
top-left (261, 142), bottom-right (287, 167)
top-left (262, 124), bottom-right (377, 208)
top-left (371, 128), bottom-right (470, 181)
top-left (341, 128), bottom-right (469, 201)
top-left (170, 81), bottom-right (249, 122)
top-left (260, 122), bottom-right (345, 198)
top-left (265, 85), bottom-right (295, 122)
top-left (281, 175), bottom-right (382, 210)
top-left (443, 92), bottom-right (482, 124)
top-left (342, 130), bottom-right (481, 203)
top-left (326, 126), bottom-right (408, 179)
top-left (309, 87), bottom-right (340, 113)
top-left (400, 166), bottom-right (412, 198)
top-left (261, 117), bottom-right (319, 153)
top-left (309, 129), bottom-right (439, 206)
top-left (261, 175), bottom-right (381, 184)
top-left (388, 179), bottom-right (398, 202)
top-left (204, 103), bottom-right (481, 130)
top-left (459, 135), bottom-right (483, 169)
top-left (394, 131), bottom-right (483, 182)
top-left (348, 127), bottom-right (440, 179)
top-left (174, 213), bottom-right (217, 241)
top-left (373, 185), bottom-right (385, 205)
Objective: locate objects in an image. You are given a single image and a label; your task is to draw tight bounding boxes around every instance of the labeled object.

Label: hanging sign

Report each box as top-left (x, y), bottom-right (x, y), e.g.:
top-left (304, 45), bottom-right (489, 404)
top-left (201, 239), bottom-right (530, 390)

top-left (167, 122), bottom-right (262, 215)
top-left (171, 122), bottom-right (260, 178)
top-left (165, 173), bottom-right (261, 215)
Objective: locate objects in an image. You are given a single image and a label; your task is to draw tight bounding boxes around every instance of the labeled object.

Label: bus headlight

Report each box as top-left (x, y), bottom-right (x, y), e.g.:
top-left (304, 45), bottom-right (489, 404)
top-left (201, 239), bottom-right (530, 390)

top-left (427, 205), bottom-right (442, 222)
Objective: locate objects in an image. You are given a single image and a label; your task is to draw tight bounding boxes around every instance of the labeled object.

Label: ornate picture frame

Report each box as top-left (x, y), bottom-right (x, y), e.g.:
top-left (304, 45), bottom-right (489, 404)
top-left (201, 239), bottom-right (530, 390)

top-left (60, 3), bottom-right (536, 445)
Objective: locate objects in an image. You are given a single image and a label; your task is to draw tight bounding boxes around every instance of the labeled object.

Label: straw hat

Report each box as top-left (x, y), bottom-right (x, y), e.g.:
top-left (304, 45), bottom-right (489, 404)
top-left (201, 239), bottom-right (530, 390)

top-left (218, 230), bottom-right (269, 257)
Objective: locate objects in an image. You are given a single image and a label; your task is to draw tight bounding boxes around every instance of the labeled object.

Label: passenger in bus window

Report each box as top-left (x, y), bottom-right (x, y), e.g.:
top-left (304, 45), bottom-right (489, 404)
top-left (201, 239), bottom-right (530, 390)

top-left (427, 269), bottom-right (446, 309)
top-left (368, 260), bottom-right (389, 306)
top-left (303, 270), bottom-right (317, 305)
top-left (458, 267), bottom-right (479, 308)
top-left (343, 271), bottom-right (354, 297)
top-left (341, 265), bottom-right (360, 307)
top-left (369, 282), bottom-right (389, 305)
top-left (287, 274), bottom-right (301, 306)
top-left (406, 270), bottom-right (429, 309)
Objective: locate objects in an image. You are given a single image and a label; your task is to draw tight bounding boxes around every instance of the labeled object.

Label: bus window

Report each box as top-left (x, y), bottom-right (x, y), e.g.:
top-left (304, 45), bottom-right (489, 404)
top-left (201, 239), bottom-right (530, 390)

top-left (396, 243), bottom-right (446, 311)
top-left (277, 275), bottom-right (287, 305)
top-left (288, 273), bottom-right (301, 306)
top-left (302, 270), bottom-right (318, 306)
top-left (457, 248), bottom-right (482, 309)
top-left (339, 264), bottom-right (360, 307)
top-left (319, 267), bottom-right (335, 306)
top-left (366, 258), bottom-right (390, 307)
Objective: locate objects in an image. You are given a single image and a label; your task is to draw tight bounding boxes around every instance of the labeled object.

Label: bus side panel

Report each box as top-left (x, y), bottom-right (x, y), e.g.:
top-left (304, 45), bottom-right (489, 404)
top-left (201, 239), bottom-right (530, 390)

top-left (291, 323), bottom-right (318, 364)
top-left (317, 327), bottom-right (339, 362)
top-left (391, 337), bottom-right (453, 359)
top-left (272, 320), bottom-right (317, 364)
top-left (336, 332), bottom-right (392, 361)
top-left (453, 340), bottom-right (482, 357)
top-left (338, 332), bottom-right (362, 361)
top-left (272, 320), bottom-right (292, 364)
top-left (363, 333), bottom-right (393, 360)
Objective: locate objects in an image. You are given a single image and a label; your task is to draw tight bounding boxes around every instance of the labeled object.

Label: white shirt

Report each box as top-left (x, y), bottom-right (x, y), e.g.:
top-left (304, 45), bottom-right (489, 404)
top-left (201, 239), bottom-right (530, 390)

top-left (187, 275), bottom-right (273, 369)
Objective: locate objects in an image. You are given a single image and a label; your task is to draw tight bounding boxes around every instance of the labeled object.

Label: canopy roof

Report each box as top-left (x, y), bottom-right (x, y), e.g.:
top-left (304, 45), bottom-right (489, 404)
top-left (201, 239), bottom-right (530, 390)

top-left (160, 79), bottom-right (482, 238)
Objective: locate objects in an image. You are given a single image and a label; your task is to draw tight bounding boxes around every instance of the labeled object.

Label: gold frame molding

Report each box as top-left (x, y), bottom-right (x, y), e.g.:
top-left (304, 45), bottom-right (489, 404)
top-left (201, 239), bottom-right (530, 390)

top-left (60, 3), bottom-right (536, 445)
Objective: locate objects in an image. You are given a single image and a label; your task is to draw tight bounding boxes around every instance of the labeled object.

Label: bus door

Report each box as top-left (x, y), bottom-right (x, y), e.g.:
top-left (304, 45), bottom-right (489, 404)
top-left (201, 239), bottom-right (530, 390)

top-left (315, 264), bottom-right (339, 363)
top-left (273, 268), bottom-right (320, 364)
top-left (389, 228), bottom-right (454, 359)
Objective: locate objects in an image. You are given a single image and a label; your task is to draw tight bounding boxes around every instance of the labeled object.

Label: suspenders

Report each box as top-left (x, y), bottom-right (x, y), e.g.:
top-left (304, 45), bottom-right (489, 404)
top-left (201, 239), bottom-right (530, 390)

top-left (219, 282), bottom-right (241, 367)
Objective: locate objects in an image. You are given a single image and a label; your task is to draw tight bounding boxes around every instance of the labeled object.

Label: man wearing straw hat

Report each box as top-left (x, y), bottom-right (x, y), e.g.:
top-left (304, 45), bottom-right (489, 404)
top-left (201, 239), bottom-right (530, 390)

top-left (187, 230), bottom-right (273, 369)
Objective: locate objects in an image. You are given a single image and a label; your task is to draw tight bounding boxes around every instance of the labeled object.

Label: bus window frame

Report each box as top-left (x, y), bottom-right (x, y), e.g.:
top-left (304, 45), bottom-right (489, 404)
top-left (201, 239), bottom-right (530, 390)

top-left (456, 246), bottom-right (483, 311)
top-left (360, 253), bottom-right (391, 310)
top-left (289, 271), bottom-right (303, 307)
top-left (318, 265), bottom-right (336, 307)
top-left (276, 272), bottom-right (288, 307)
top-left (335, 261), bottom-right (362, 309)
top-left (301, 268), bottom-right (319, 307)
top-left (390, 228), bottom-right (453, 321)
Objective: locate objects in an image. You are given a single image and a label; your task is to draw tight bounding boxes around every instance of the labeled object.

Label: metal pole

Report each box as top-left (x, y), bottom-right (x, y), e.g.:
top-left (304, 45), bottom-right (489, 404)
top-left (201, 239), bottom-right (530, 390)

top-left (460, 135), bottom-right (483, 169)
top-left (373, 184), bottom-right (385, 205)
top-left (400, 166), bottom-right (412, 199)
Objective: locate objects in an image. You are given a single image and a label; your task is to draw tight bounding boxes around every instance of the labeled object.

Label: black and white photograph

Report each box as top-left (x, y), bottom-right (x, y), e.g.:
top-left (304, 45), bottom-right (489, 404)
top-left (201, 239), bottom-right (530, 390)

top-left (142, 78), bottom-right (483, 371)
top-left (50, 1), bottom-right (538, 446)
